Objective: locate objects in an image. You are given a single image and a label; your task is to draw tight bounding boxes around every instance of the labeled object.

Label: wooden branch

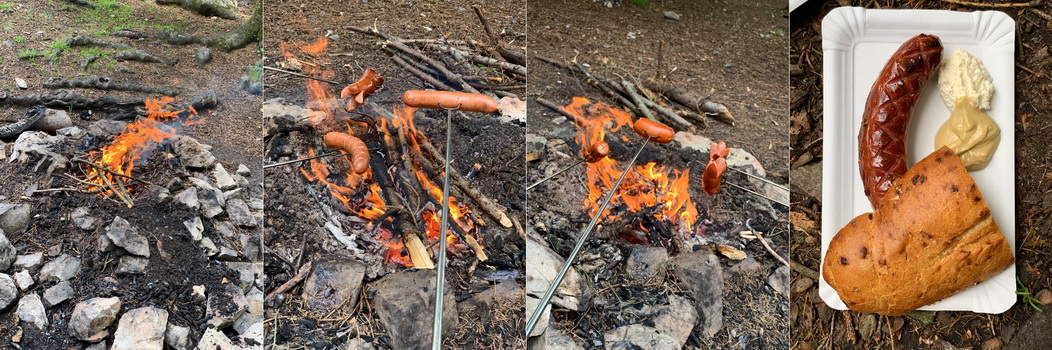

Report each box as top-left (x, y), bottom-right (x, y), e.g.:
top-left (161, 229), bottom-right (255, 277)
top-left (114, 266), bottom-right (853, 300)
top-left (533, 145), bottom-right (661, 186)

top-left (535, 97), bottom-right (577, 121)
top-left (266, 260), bottom-right (313, 299)
top-left (753, 230), bottom-right (788, 268)
top-left (405, 233), bottom-right (435, 269)
top-left (348, 26), bottom-right (479, 94)
top-left (637, 96), bottom-right (693, 128)
top-left (619, 78), bottom-right (656, 121)
top-left (643, 79), bottom-right (735, 126)
top-left (390, 54), bottom-right (456, 91)
top-left (464, 235), bottom-right (488, 261)
top-left (422, 43), bottom-right (527, 77)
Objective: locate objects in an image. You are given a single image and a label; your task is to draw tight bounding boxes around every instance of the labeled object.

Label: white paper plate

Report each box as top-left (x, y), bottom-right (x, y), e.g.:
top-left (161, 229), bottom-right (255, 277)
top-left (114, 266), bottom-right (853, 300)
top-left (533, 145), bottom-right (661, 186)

top-left (820, 7), bottom-right (1016, 313)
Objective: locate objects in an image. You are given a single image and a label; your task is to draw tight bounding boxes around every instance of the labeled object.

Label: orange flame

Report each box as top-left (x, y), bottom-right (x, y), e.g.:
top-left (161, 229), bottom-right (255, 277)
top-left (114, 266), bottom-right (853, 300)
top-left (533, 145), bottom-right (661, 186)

top-left (85, 97), bottom-right (198, 201)
top-left (566, 98), bottom-right (699, 238)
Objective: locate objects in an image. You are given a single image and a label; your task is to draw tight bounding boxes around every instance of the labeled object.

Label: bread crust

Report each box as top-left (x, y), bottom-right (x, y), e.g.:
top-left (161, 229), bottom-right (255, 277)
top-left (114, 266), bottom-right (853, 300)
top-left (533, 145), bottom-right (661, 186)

top-left (823, 146), bottom-right (1014, 315)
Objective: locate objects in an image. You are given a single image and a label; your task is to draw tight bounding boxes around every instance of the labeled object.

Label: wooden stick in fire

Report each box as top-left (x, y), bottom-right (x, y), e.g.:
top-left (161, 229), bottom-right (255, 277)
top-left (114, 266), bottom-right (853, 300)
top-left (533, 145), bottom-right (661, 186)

top-left (400, 90), bottom-right (500, 350)
top-left (525, 118), bottom-right (674, 337)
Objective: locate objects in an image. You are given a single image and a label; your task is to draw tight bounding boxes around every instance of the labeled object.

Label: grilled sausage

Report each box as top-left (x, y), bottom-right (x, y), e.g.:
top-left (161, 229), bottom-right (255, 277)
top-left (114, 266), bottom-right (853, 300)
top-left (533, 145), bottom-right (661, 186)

top-left (859, 34), bottom-right (942, 208)
top-left (582, 141), bottom-right (610, 162)
top-left (341, 68), bottom-right (384, 112)
top-left (702, 142), bottom-right (730, 195)
top-left (632, 118), bottom-right (674, 144)
top-left (401, 90), bottom-right (499, 113)
top-left (323, 132), bottom-right (370, 174)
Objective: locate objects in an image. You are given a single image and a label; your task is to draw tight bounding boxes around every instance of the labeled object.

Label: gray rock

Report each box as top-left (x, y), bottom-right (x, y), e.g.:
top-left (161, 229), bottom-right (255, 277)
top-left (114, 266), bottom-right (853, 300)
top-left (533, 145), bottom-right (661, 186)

top-left (43, 281), bottom-right (74, 307)
top-left (14, 270), bottom-right (33, 290)
top-left (17, 293), bottom-right (47, 329)
top-left (652, 295), bottom-right (698, 347)
top-left (370, 270), bottom-right (457, 349)
top-left (199, 237), bottom-right (219, 257)
top-left (233, 312), bottom-right (261, 335)
top-left (247, 198), bottom-right (263, 211)
top-left (624, 245), bottom-right (669, 282)
top-left (663, 10), bottom-right (681, 21)
top-left (98, 234), bottom-right (116, 253)
top-left (728, 256), bottom-right (763, 275)
top-left (56, 126), bottom-right (86, 139)
top-left (85, 343), bottom-right (106, 350)
top-left (222, 188), bottom-right (243, 201)
top-left (240, 233), bottom-right (261, 262)
top-left (526, 296), bottom-right (550, 338)
top-left (213, 163), bottom-right (236, 190)
top-left (105, 216), bottom-right (151, 257)
top-left (206, 283), bottom-right (248, 328)
top-left (175, 187), bottom-right (200, 211)
top-left (225, 262), bottom-right (257, 291)
top-left (459, 279), bottom-right (522, 313)
top-left (526, 133), bottom-right (547, 162)
top-left (171, 135), bottom-right (216, 169)
top-left (1006, 310), bottom-right (1052, 350)
top-left (112, 307), bottom-right (168, 350)
top-left (214, 221), bottom-right (236, 238)
top-left (226, 199), bottom-right (256, 227)
top-left (140, 185), bottom-right (171, 205)
top-left (116, 255), bottom-right (149, 274)
top-left (14, 252), bottom-right (43, 272)
top-left (345, 337), bottom-right (377, 350)
top-left (668, 249), bottom-right (723, 338)
top-left (195, 47), bottom-right (212, 65)
top-left (301, 259), bottom-right (367, 313)
top-left (245, 286), bottom-right (263, 315)
top-left (216, 246), bottom-right (240, 261)
top-left (0, 230), bottom-right (15, 271)
top-left (767, 265), bottom-right (790, 297)
top-left (196, 327), bottom-right (249, 349)
top-left (71, 206), bottom-right (97, 230)
top-left (526, 233), bottom-right (586, 311)
top-left (236, 164), bottom-right (250, 176)
top-left (15, 77), bottom-right (27, 89)
top-left (0, 274), bottom-right (17, 309)
top-left (0, 204), bottom-right (31, 235)
top-left (70, 298), bottom-right (121, 342)
top-left (192, 285), bottom-right (206, 302)
top-left (39, 254), bottom-right (81, 281)
top-left (86, 120), bottom-right (129, 139)
top-left (35, 109), bottom-right (73, 133)
top-left (184, 216), bottom-right (204, 242)
top-left (165, 324), bottom-right (191, 350)
top-left (192, 178), bottom-right (226, 218)
top-left (603, 324), bottom-right (679, 350)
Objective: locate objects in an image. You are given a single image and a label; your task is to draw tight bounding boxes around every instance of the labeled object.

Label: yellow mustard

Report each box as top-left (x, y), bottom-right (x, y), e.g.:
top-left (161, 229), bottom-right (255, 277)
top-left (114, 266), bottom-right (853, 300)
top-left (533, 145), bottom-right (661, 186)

top-left (934, 97), bottom-right (1001, 171)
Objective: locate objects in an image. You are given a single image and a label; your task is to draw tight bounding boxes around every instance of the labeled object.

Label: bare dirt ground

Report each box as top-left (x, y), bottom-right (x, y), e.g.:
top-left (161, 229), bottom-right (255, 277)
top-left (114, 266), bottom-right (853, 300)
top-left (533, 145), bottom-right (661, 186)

top-left (0, 0), bottom-right (262, 348)
top-left (790, 1), bottom-right (1052, 349)
top-left (527, 0), bottom-right (789, 348)
top-left (262, 0), bottom-right (525, 349)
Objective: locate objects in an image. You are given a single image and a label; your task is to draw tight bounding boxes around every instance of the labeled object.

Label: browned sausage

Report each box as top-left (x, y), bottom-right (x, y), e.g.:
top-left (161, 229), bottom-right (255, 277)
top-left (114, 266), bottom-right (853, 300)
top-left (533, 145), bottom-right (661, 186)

top-left (702, 141), bottom-right (729, 195)
top-left (632, 118), bottom-right (674, 144)
top-left (858, 34), bottom-right (942, 208)
top-left (323, 132), bottom-right (370, 174)
top-left (401, 90), bottom-right (498, 113)
top-left (341, 68), bottom-right (384, 112)
top-left (582, 141), bottom-right (610, 162)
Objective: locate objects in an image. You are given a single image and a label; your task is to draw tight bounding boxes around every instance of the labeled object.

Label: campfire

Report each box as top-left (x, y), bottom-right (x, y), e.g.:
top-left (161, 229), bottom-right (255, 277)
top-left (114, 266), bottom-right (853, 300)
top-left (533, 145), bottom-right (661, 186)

top-left (280, 37), bottom-right (488, 269)
top-left (74, 96), bottom-right (201, 207)
top-left (564, 97), bottom-right (701, 247)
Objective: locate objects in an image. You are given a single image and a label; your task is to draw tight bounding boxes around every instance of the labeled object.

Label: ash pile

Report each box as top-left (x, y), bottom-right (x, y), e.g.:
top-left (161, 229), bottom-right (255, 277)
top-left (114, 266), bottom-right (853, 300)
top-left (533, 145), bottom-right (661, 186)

top-left (0, 97), bottom-right (263, 349)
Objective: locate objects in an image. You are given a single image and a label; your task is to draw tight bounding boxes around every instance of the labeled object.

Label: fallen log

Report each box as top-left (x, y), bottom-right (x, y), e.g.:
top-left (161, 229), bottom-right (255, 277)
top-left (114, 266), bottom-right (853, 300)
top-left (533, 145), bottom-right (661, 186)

top-left (155, 0), bottom-right (238, 19)
top-left (0, 89), bottom-right (144, 110)
top-left (643, 80), bottom-right (735, 126)
top-left (348, 26), bottom-right (479, 94)
top-left (44, 75), bottom-right (180, 96)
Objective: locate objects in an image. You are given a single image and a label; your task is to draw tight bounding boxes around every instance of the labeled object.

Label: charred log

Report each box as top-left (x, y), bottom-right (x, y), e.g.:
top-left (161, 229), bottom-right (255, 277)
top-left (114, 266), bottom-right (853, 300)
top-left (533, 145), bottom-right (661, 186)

top-left (43, 75), bottom-right (180, 96)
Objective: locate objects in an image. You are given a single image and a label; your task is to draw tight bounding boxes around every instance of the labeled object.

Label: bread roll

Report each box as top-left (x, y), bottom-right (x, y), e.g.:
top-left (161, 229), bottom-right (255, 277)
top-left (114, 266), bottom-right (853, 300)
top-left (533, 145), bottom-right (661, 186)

top-left (823, 146), bottom-right (1014, 315)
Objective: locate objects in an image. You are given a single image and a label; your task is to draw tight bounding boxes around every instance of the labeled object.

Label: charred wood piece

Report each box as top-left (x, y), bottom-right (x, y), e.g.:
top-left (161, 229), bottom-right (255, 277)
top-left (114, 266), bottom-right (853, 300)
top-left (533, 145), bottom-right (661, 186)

top-left (0, 106), bottom-right (46, 139)
top-left (0, 89), bottom-right (144, 110)
top-left (43, 75), bottom-right (181, 96)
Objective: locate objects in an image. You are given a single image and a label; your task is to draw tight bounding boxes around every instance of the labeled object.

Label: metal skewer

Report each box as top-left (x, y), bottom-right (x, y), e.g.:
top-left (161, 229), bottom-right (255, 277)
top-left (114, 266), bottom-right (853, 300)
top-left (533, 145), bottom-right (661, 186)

top-left (728, 167), bottom-right (788, 191)
top-left (526, 159), bottom-right (586, 191)
top-left (263, 66), bottom-right (343, 85)
top-left (524, 138), bottom-right (651, 337)
top-left (724, 182), bottom-right (788, 206)
top-left (432, 104), bottom-right (459, 350)
top-left (262, 152), bottom-right (344, 169)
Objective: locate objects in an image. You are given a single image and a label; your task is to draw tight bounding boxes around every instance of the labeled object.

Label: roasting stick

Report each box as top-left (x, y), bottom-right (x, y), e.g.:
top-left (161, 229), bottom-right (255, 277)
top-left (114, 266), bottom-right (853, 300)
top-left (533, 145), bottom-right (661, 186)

top-left (728, 167), bottom-right (788, 192)
top-left (724, 182), bottom-right (788, 207)
top-left (526, 159), bottom-right (586, 190)
top-left (526, 118), bottom-right (673, 337)
top-left (262, 152), bottom-right (345, 169)
top-left (400, 90), bottom-right (500, 350)
top-left (262, 66), bottom-right (342, 85)
top-left (528, 141), bottom-right (610, 190)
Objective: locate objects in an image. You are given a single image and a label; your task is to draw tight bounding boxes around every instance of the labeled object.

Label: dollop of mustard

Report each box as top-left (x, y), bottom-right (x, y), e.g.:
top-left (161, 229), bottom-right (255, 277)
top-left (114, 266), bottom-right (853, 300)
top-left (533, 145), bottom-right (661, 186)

top-left (934, 97), bottom-right (1001, 171)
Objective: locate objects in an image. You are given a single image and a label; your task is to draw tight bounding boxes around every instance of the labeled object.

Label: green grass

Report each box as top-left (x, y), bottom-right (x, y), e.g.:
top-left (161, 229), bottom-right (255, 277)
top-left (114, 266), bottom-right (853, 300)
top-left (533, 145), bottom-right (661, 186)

top-left (49, 40), bottom-right (69, 50)
top-left (1016, 276), bottom-right (1045, 312)
top-left (628, 0), bottom-right (649, 7)
top-left (0, 3), bottom-right (13, 11)
top-left (13, 36), bottom-right (23, 43)
top-left (18, 49), bottom-right (38, 57)
top-left (247, 62), bottom-right (263, 82)
top-left (705, 12), bottom-right (718, 21)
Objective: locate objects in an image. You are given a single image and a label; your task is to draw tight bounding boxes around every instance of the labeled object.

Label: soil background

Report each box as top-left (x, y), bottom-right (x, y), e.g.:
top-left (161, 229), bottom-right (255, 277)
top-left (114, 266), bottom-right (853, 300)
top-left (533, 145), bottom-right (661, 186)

top-left (262, 0), bottom-right (526, 349)
top-left (528, 0), bottom-right (790, 348)
top-left (0, 0), bottom-right (262, 348)
top-left (790, 1), bottom-right (1052, 349)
